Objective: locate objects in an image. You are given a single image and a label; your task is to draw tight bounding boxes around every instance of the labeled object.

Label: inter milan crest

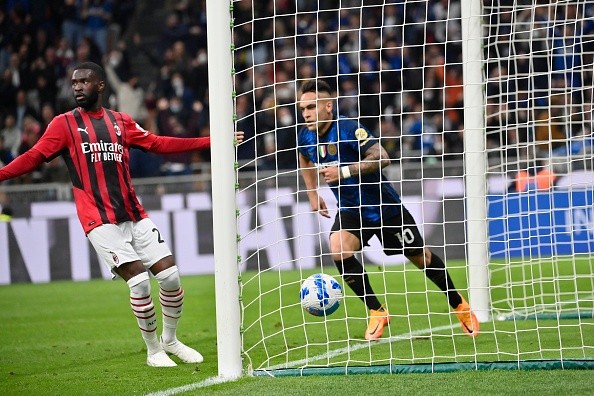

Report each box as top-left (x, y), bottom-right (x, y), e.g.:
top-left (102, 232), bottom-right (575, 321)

top-left (114, 123), bottom-right (122, 136)
top-left (327, 144), bottom-right (337, 155)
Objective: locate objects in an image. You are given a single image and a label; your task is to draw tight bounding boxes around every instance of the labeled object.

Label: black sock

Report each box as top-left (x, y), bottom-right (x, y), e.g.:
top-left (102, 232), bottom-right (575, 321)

top-left (424, 253), bottom-right (462, 308)
top-left (335, 256), bottom-right (382, 311)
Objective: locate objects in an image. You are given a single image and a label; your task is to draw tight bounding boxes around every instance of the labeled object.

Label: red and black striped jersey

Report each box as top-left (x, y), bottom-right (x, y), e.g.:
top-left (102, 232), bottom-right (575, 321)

top-left (0, 107), bottom-right (210, 233)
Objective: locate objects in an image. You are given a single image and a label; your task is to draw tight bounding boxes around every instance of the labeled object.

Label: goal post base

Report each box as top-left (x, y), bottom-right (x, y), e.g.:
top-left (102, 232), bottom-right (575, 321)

top-left (252, 359), bottom-right (594, 377)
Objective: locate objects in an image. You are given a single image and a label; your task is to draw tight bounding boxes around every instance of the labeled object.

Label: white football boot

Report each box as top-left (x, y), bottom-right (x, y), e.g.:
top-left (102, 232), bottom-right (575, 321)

top-left (160, 337), bottom-right (204, 364)
top-left (147, 350), bottom-right (177, 367)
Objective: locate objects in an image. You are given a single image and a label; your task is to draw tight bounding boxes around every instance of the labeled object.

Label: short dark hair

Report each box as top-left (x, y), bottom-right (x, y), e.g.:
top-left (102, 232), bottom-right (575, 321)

top-left (74, 62), bottom-right (106, 81)
top-left (300, 79), bottom-right (332, 96)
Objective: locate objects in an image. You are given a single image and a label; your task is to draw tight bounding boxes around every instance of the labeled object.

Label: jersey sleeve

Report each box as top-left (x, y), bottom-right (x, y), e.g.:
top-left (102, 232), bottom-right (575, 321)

top-left (0, 149), bottom-right (46, 181)
top-left (296, 128), bottom-right (313, 161)
top-left (33, 115), bottom-right (69, 160)
top-left (0, 115), bottom-right (68, 181)
top-left (352, 124), bottom-right (378, 155)
top-left (123, 113), bottom-right (211, 153)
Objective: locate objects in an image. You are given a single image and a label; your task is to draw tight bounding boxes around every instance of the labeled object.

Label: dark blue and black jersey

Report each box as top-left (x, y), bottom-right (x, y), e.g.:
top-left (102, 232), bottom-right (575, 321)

top-left (297, 116), bottom-right (402, 224)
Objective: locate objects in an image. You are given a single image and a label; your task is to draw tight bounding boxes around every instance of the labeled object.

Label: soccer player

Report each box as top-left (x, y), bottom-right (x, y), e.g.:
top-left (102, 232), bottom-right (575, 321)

top-left (296, 80), bottom-right (478, 340)
top-left (0, 62), bottom-right (244, 367)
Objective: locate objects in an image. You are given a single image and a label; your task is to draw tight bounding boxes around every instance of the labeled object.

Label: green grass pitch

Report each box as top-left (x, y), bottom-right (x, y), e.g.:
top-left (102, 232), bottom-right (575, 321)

top-left (1, 259), bottom-right (593, 395)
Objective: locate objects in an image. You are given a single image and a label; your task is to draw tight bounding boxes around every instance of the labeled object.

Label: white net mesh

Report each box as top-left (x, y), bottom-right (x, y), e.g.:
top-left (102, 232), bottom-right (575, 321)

top-left (231, 0), bottom-right (594, 373)
top-left (483, 1), bottom-right (594, 321)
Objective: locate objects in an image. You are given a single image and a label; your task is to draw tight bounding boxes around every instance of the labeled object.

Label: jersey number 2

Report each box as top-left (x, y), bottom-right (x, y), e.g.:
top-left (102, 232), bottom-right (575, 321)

top-left (152, 228), bottom-right (165, 243)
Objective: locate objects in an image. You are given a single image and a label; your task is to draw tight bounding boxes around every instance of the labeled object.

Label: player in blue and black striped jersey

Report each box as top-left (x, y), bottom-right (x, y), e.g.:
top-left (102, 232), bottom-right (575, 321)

top-left (296, 80), bottom-right (479, 340)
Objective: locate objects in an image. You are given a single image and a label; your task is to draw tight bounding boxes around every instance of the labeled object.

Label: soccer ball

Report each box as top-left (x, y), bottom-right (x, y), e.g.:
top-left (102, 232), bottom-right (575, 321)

top-left (300, 273), bottom-right (342, 316)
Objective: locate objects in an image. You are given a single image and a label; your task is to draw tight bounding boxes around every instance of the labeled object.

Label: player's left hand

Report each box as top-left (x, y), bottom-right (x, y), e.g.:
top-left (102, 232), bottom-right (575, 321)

top-left (319, 166), bottom-right (340, 184)
top-left (235, 131), bottom-right (245, 144)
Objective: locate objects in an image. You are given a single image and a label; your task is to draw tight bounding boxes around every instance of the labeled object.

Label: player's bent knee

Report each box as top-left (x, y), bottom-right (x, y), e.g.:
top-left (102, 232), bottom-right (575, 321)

top-left (127, 271), bottom-right (151, 296)
top-left (405, 247), bottom-right (431, 268)
top-left (154, 265), bottom-right (181, 291)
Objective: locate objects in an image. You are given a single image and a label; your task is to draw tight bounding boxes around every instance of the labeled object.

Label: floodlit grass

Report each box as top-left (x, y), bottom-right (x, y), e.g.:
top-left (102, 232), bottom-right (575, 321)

top-left (242, 259), bottom-right (594, 369)
top-left (1, 259), bottom-right (593, 395)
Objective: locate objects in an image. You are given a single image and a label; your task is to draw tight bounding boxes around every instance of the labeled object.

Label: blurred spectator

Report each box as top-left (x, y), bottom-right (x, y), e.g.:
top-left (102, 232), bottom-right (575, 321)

top-left (160, 12), bottom-right (189, 55)
top-left (256, 97), bottom-right (297, 170)
top-left (81, 0), bottom-right (113, 56)
top-left (186, 99), bottom-right (208, 136)
top-left (56, 64), bottom-right (77, 113)
top-left (154, 98), bottom-right (195, 175)
top-left (39, 103), bottom-right (56, 132)
top-left (60, 0), bottom-right (84, 50)
top-left (14, 116), bottom-right (43, 184)
top-left (0, 9), bottom-right (10, 71)
top-left (0, 114), bottom-right (21, 157)
top-left (402, 104), bottom-right (441, 157)
top-left (235, 94), bottom-right (257, 166)
top-left (510, 160), bottom-right (557, 193)
top-left (379, 115), bottom-right (401, 159)
top-left (12, 88), bottom-right (39, 131)
top-left (0, 69), bottom-right (18, 110)
top-left (105, 49), bottom-right (147, 125)
top-left (165, 71), bottom-right (195, 111)
top-left (29, 56), bottom-right (58, 112)
top-left (0, 135), bottom-right (14, 167)
top-left (534, 95), bottom-right (568, 156)
top-left (18, 115), bottom-right (42, 156)
top-left (55, 37), bottom-right (75, 72)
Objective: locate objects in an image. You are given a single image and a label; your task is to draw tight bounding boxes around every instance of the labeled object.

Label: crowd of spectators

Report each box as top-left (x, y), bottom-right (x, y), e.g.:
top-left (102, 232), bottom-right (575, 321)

top-left (483, 1), bottom-right (594, 162)
top-left (1, 0), bottom-right (593, 185)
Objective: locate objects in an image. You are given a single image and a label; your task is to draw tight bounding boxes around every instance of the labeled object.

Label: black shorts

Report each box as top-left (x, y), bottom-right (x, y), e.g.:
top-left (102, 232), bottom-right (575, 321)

top-left (330, 207), bottom-right (425, 257)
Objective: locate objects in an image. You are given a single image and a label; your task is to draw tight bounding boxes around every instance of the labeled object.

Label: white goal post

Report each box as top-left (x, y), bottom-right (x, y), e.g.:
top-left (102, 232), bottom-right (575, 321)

top-left (208, 0), bottom-right (594, 378)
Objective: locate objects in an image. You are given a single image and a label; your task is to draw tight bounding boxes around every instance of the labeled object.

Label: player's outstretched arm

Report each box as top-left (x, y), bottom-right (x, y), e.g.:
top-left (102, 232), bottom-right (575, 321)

top-left (0, 149), bottom-right (46, 182)
top-left (146, 131), bottom-right (244, 153)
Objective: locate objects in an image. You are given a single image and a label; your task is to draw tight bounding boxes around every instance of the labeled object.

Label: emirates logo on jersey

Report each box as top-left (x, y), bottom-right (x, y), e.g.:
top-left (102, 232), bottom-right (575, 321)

top-left (114, 123), bottom-right (122, 136)
top-left (81, 140), bottom-right (124, 163)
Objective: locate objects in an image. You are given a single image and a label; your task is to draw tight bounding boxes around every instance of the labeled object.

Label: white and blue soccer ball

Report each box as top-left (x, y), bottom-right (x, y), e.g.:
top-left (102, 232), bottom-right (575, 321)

top-left (300, 273), bottom-right (343, 316)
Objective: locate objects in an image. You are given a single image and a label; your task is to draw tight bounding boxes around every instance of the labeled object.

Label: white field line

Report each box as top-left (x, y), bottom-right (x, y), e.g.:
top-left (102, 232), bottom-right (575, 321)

top-left (145, 375), bottom-right (239, 396)
top-left (145, 322), bottom-right (458, 395)
top-left (262, 323), bottom-right (457, 372)
top-left (495, 293), bottom-right (594, 321)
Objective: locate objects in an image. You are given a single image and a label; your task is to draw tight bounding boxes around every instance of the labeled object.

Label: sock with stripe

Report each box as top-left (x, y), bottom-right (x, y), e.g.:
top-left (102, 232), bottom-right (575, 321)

top-left (127, 272), bottom-right (161, 355)
top-left (154, 266), bottom-right (184, 345)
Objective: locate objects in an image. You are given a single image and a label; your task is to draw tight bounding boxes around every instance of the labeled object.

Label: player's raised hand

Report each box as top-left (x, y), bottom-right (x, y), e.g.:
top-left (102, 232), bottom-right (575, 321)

top-left (234, 131), bottom-right (244, 144)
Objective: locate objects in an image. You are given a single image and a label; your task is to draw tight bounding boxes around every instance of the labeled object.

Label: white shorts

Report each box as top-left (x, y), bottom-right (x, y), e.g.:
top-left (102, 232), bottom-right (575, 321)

top-left (87, 218), bottom-right (172, 276)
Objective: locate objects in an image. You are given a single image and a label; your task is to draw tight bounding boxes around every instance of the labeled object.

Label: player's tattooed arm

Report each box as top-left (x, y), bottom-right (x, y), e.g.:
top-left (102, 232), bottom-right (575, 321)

top-left (350, 142), bottom-right (391, 177)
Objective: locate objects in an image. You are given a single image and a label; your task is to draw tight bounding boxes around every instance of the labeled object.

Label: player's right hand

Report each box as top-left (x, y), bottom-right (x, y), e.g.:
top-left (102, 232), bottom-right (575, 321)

top-left (311, 196), bottom-right (330, 218)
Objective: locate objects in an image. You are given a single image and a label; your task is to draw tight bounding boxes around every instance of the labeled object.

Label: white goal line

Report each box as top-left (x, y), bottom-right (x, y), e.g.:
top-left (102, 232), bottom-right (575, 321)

top-left (144, 322), bottom-right (459, 396)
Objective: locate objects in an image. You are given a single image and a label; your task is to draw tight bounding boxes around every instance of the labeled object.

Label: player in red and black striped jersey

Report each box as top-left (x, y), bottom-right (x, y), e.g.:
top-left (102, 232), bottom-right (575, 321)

top-left (0, 62), bottom-right (244, 367)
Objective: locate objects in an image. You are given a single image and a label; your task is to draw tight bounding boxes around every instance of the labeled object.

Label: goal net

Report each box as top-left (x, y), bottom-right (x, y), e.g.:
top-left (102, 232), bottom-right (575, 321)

top-left (222, 0), bottom-right (594, 375)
